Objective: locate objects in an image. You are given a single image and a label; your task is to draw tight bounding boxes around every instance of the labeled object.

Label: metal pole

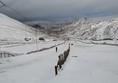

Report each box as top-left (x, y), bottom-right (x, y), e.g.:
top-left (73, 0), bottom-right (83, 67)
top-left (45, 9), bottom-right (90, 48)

top-left (35, 29), bottom-right (38, 50)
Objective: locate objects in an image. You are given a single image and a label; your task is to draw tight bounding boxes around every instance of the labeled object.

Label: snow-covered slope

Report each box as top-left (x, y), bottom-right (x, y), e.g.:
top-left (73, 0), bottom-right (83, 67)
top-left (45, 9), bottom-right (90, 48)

top-left (0, 13), bottom-right (36, 41)
top-left (0, 41), bottom-right (118, 83)
top-left (61, 17), bottom-right (118, 40)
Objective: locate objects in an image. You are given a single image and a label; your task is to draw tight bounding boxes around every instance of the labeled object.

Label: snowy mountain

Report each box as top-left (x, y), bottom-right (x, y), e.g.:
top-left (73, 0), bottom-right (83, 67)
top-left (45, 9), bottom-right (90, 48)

top-left (0, 13), bottom-right (47, 42)
top-left (1, 12), bottom-right (118, 41)
top-left (60, 17), bottom-right (118, 40)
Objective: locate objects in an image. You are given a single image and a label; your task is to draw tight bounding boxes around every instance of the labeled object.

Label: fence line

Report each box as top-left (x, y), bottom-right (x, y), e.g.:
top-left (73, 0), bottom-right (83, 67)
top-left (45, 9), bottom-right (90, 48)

top-left (0, 51), bottom-right (21, 58)
top-left (55, 44), bottom-right (70, 75)
top-left (26, 42), bottom-right (65, 54)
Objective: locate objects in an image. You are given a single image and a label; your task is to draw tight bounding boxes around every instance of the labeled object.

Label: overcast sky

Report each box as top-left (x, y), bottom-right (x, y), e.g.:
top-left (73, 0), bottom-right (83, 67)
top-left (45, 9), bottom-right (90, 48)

top-left (0, 0), bottom-right (118, 22)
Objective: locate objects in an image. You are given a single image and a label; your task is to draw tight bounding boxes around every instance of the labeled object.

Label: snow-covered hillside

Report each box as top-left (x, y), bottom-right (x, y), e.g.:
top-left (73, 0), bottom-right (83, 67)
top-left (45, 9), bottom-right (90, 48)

top-left (0, 13), bottom-right (45, 42)
top-left (61, 17), bottom-right (118, 40)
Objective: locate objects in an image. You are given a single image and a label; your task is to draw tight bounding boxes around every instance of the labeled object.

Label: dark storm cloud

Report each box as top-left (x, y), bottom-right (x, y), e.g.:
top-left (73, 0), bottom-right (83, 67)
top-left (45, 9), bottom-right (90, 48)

top-left (0, 0), bottom-right (118, 22)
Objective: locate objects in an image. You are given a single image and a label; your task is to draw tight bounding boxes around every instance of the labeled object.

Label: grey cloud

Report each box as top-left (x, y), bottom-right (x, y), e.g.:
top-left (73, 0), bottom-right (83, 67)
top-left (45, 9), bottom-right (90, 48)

top-left (0, 0), bottom-right (118, 22)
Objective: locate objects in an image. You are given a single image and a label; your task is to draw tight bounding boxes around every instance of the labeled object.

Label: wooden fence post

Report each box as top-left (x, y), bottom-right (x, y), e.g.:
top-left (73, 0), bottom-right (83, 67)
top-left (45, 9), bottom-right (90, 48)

top-left (55, 66), bottom-right (58, 75)
top-left (8, 53), bottom-right (9, 57)
top-left (1, 52), bottom-right (3, 58)
top-left (0, 52), bottom-right (2, 58)
top-left (4, 52), bottom-right (6, 58)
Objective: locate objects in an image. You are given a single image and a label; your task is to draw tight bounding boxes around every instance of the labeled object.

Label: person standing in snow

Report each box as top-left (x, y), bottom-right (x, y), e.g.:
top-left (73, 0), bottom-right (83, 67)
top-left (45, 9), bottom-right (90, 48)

top-left (56, 47), bottom-right (58, 52)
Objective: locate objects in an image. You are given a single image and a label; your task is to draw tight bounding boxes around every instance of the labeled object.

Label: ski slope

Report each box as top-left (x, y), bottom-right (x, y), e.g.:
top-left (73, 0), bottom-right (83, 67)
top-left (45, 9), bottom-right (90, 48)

top-left (0, 41), bottom-right (118, 83)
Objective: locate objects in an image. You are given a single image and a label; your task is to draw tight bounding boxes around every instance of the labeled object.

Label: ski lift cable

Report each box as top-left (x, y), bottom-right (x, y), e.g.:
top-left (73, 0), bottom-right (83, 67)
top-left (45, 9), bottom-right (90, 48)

top-left (6, 5), bottom-right (26, 22)
top-left (0, 1), bottom-right (5, 6)
top-left (0, 0), bottom-right (30, 42)
top-left (0, 0), bottom-right (26, 22)
top-left (0, 0), bottom-right (39, 48)
top-left (0, 1), bottom-right (5, 8)
top-left (0, 5), bottom-right (3, 8)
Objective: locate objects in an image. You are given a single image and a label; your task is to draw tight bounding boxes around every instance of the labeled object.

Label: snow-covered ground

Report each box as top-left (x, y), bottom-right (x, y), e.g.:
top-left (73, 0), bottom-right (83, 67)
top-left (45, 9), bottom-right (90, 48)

top-left (78, 40), bottom-right (118, 46)
top-left (0, 41), bottom-right (64, 54)
top-left (47, 41), bottom-right (118, 83)
top-left (0, 41), bottom-right (118, 83)
top-left (0, 41), bottom-right (68, 83)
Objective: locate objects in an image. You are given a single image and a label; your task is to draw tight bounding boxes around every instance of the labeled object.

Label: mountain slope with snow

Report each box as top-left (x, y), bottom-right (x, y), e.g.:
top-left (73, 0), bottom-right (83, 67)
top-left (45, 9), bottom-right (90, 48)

top-left (0, 13), bottom-right (45, 42)
top-left (60, 17), bottom-right (118, 40)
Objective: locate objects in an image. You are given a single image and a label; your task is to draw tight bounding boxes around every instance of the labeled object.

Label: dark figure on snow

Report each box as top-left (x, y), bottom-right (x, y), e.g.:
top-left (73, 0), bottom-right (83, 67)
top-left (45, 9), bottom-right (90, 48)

top-left (56, 47), bottom-right (58, 52)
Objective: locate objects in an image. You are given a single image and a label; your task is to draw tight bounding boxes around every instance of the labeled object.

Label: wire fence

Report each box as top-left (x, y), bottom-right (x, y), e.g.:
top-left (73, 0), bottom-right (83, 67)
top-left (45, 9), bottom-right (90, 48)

top-left (0, 51), bottom-right (22, 58)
